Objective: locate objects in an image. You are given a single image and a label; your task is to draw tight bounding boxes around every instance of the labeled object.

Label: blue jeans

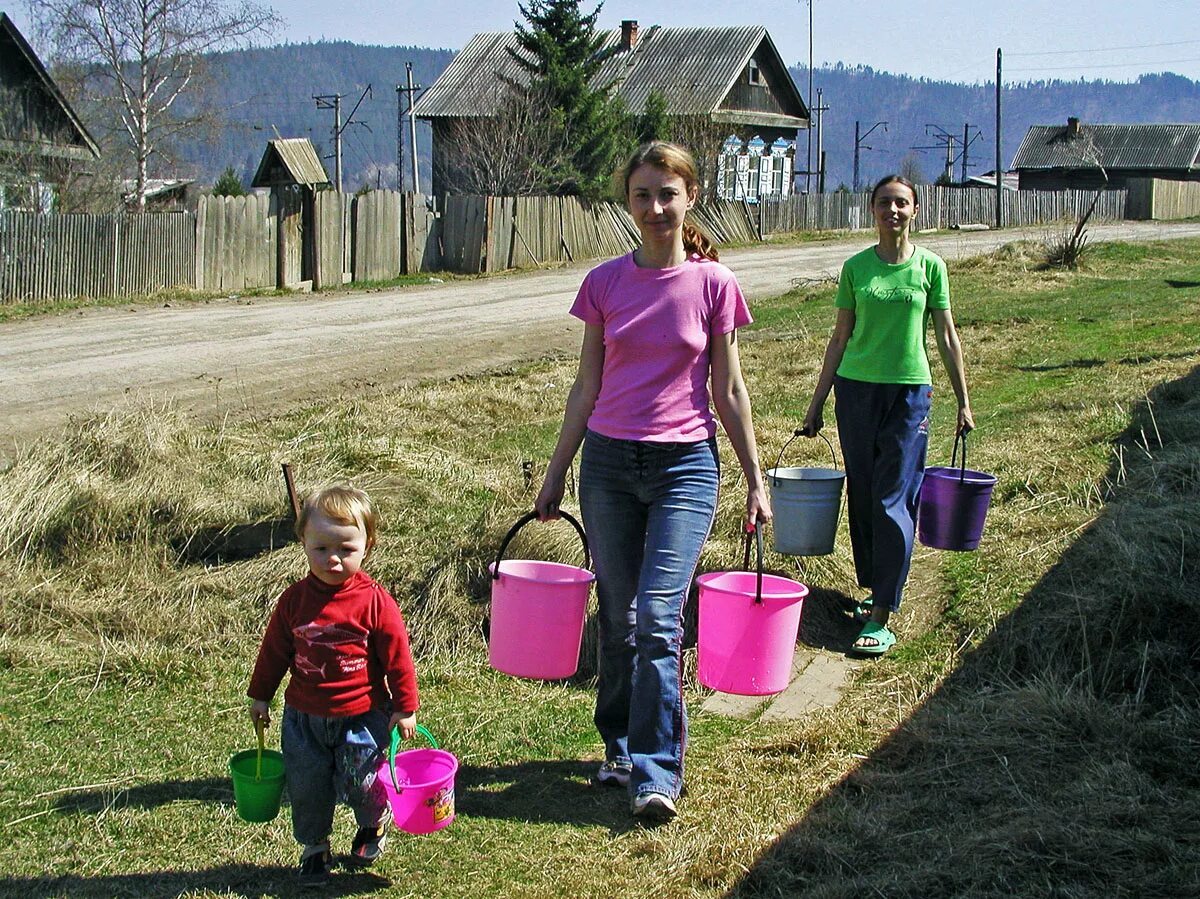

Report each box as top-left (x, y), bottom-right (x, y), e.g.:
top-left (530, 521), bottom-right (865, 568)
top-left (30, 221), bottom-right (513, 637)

top-left (833, 376), bottom-right (932, 612)
top-left (579, 430), bottom-right (719, 801)
top-left (281, 705), bottom-right (390, 846)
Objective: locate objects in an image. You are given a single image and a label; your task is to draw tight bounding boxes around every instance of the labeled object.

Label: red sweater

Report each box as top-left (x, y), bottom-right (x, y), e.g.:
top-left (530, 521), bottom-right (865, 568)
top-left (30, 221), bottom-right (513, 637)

top-left (247, 570), bottom-right (419, 717)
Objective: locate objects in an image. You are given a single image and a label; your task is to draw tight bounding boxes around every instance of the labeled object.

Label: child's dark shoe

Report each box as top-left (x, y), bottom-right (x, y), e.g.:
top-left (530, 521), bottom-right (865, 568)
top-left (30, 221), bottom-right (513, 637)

top-left (348, 822), bottom-right (388, 867)
top-left (298, 845), bottom-right (332, 886)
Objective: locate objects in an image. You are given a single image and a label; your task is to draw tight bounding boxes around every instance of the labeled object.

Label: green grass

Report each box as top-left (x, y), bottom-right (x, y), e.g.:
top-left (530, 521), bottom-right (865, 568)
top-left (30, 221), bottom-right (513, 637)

top-left (1, 237), bottom-right (1199, 897)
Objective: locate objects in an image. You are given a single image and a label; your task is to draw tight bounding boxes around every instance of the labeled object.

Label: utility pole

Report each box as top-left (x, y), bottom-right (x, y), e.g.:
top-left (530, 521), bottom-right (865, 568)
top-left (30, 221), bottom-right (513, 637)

top-left (996, 48), bottom-right (1003, 228)
top-left (959, 123), bottom-right (984, 182)
top-left (315, 84), bottom-right (372, 193)
top-left (395, 64), bottom-right (424, 193)
top-left (406, 63), bottom-right (421, 195)
top-left (807, 0), bottom-right (813, 193)
top-left (853, 120), bottom-right (887, 193)
top-left (812, 88), bottom-right (830, 193)
top-left (314, 93), bottom-right (343, 192)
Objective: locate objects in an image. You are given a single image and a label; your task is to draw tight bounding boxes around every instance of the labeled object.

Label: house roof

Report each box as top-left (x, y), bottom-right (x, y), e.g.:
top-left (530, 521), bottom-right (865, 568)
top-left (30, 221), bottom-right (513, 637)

top-left (122, 178), bottom-right (193, 202)
top-left (413, 25), bottom-right (808, 128)
top-left (250, 138), bottom-right (330, 188)
top-left (0, 12), bottom-right (100, 161)
top-left (1012, 122), bottom-right (1200, 172)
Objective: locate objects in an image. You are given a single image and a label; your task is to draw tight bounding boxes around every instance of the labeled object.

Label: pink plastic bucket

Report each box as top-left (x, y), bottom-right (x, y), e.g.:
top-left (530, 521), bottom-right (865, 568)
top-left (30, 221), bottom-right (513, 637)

top-left (377, 725), bottom-right (458, 835)
top-left (697, 528), bottom-right (808, 696)
top-left (488, 511), bottom-right (595, 680)
top-left (918, 433), bottom-right (997, 552)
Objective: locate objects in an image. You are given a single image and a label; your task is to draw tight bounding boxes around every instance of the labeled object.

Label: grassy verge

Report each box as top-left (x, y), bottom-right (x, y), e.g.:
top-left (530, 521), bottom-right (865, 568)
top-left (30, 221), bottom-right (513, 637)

top-left (1, 239), bottom-right (1198, 897)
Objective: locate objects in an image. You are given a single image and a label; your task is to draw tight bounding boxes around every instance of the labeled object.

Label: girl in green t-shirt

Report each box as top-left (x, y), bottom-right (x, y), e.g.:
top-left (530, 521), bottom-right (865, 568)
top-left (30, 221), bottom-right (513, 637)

top-left (800, 175), bottom-right (974, 656)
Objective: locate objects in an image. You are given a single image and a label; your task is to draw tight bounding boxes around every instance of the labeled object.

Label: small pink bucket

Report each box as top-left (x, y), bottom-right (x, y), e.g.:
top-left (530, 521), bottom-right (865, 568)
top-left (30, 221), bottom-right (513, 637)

top-left (488, 511), bottom-right (595, 680)
top-left (697, 528), bottom-right (808, 696)
top-left (377, 725), bottom-right (458, 835)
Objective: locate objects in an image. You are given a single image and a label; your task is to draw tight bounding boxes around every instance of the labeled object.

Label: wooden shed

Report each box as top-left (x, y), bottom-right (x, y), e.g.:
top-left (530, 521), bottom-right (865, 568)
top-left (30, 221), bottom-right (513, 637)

top-left (250, 138), bottom-right (332, 288)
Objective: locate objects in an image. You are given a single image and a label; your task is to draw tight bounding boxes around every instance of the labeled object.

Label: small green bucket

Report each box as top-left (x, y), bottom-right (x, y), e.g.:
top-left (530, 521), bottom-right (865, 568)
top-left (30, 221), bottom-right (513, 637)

top-left (229, 721), bottom-right (286, 823)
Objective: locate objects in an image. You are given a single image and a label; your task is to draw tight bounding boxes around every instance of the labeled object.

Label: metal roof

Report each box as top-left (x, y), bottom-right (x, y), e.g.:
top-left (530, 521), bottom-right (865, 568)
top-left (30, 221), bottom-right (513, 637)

top-left (250, 138), bottom-right (330, 188)
top-left (413, 25), bottom-right (808, 126)
top-left (0, 12), bottom-right (100, 160)
top-left (1012, 123), bottom-right (1200, 172)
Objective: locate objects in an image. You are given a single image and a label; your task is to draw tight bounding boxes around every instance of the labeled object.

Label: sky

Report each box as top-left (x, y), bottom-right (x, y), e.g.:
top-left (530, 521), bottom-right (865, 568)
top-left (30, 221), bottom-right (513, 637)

top-left (8, 0), bottom-right (1200, 84)
top-left (251, 0), bottom-right (1200, 84)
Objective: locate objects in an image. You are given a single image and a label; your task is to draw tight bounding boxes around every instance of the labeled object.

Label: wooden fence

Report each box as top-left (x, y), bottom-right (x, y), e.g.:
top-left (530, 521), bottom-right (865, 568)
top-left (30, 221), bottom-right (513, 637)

top-left (0, 211), bottom-right (194, 302)
top-left (1126, 178), bottom-right (1200, 220)
top-left (759, 185), bottom-right (1128, 235)
top-left (0, 183), bottom-right (1164, 302)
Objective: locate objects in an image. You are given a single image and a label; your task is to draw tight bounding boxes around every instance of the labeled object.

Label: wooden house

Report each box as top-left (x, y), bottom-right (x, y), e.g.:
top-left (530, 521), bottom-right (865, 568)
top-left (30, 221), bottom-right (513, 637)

top-left (0, 12), bottom-right (100, 211)
top-left (413, 20), bottom-right (809, 198)
top-left (1012, 118), bottom-right (1200, 190)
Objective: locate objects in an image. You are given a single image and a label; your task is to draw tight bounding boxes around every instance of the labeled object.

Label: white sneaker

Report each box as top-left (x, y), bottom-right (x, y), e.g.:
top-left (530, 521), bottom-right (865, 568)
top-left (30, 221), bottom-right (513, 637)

top-left (632, 792), bottom-right (677, 821)
top-left (595, 761), bottom-right (632, 787)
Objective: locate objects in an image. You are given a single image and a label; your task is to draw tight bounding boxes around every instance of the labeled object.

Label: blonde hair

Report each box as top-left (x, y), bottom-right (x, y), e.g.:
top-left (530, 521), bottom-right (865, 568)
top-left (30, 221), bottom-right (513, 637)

top-left (295, 483), bottom-right (378, 547)
top-left (623, 140), bottom-right (719, 261)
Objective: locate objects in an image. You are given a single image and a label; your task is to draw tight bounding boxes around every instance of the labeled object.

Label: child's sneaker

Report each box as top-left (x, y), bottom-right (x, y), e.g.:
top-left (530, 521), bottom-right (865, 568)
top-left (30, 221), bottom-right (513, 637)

top-left (595, 760), bottom-right (632, 788)
top-left (632, 791), bottom-right (677, 822)
top-left (348, 821), bottom-right (389, 867)
top-left (298, 845), bottom-right (332, 886)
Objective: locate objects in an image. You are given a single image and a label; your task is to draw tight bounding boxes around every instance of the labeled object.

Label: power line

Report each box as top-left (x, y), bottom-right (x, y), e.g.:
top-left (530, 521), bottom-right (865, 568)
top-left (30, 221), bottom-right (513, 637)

top-left (1007, 38), bottom-right (1200, 57)
top-left (1009, 56), bottom-right (1200, 73)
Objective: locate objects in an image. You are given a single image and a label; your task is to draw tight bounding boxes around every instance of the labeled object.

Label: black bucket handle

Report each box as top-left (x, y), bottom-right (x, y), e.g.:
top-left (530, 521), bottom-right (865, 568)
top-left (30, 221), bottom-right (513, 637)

top-left (739, 525), bottom-right (766, 605)
top-left (771, 429), bottom-right (839, 486)
top-left (950, 431), bottom-right (969, 484)
top-left (491, 510), bottom-right (591, 579)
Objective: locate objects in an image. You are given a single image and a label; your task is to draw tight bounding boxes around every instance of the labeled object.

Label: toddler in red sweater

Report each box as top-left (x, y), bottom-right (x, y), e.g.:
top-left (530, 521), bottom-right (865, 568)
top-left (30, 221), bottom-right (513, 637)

top-left (247, 484), bottom-right (419, 885)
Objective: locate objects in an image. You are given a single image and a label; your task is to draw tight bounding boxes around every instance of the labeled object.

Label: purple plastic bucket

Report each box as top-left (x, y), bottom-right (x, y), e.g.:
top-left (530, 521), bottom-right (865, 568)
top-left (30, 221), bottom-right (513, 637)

top-left (918, 434), bottom-right (996, 551)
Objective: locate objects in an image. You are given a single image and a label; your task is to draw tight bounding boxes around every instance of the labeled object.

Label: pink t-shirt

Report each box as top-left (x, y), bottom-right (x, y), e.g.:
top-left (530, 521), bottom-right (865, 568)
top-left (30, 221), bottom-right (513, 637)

top-left (570, 252), bottom-right (752, 442)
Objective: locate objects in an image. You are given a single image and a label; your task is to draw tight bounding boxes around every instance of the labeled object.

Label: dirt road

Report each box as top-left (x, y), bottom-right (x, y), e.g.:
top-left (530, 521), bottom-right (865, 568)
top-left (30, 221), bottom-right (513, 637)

top-left (4, 220), bottom-right (1199, 456)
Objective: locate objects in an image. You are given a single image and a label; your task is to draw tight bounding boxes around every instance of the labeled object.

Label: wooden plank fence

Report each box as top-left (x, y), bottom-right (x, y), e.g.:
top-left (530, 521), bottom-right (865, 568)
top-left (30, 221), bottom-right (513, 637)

top-left (1, 210), bottom-right (194, 302)
top-left (1126, 177), bottom-right (1200, 220)
top-left (195, 193), bottom-right (275, 292)
top-left (759, 185), bottom-right (1127, 235)
top-left (0, 183), bottom-right (1155, 302)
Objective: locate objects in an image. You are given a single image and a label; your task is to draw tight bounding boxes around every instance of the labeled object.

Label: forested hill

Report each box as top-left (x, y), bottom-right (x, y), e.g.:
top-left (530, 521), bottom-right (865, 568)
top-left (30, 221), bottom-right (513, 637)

top-left (174, 42), bottom-right (1200, 193)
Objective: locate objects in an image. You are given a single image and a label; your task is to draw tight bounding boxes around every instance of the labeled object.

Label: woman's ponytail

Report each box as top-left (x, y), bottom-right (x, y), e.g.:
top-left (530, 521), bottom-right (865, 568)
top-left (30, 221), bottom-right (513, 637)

top-left (682, 222), bottom-right (719, 262)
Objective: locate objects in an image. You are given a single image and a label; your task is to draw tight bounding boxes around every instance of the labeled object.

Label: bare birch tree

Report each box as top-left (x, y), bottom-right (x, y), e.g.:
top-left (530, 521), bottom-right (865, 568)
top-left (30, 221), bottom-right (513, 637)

top-left (27, 0), bottom-right (281, 210)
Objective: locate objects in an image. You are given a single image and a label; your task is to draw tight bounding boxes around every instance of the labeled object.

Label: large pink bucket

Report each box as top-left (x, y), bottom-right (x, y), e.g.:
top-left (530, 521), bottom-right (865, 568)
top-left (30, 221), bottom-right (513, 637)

top-left (378, 725), bottom-right (458, 835)
top-left (697, 528), bottom-right (808, 696)
top-left (488, 511), bottom-right (595, 680)
top-left (919, 432), bottom-right (997, 552)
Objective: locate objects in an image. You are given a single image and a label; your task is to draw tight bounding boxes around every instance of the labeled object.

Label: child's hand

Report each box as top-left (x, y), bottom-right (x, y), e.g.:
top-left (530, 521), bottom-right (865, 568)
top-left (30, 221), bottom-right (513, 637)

top-left (390, 711), bottom-right (417, 741)
top-left (248, 700), bottom-right (271, 727)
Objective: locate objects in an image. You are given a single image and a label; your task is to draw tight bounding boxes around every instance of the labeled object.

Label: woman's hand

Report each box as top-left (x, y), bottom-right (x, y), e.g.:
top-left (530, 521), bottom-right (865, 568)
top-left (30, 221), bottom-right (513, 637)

top-left (747, 484), bottom-right (773, 530)
top-left (957, 405), bottom-right (975, 436)
top-left (799, 410), bottom-right (823, 437)
top-left (534, 472), bottom-right (566, 520)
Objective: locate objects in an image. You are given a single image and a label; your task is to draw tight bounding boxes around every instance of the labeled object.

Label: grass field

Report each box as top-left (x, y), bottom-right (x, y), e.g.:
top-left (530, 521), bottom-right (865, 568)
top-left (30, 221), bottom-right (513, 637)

top-left (1, 237), bottom-right (1198, 898)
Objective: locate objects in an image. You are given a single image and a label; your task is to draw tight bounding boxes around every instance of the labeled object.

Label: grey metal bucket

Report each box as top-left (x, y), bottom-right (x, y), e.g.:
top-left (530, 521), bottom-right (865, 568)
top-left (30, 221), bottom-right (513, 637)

top-left (766, 431), bottom-right (845, 556)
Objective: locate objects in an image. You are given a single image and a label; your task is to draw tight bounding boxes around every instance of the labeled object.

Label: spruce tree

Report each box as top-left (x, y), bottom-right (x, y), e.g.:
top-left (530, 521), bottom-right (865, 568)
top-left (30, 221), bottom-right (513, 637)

top-left (508, 0), bottom-right (631, 198)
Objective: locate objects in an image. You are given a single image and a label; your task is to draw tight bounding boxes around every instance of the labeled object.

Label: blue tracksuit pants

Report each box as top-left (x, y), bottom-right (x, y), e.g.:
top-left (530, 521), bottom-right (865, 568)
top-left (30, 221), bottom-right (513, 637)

top-left (833, 376), bottom-right (932, 612)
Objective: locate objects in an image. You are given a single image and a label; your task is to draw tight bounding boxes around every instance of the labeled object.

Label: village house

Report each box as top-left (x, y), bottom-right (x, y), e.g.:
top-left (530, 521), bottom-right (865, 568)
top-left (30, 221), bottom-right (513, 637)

top-left (413, 21), bottom-right (809, 201)
top-left (1012, 118), bottom-right (1200, 190)
top-left (0, 12), bottom-right (100, 212)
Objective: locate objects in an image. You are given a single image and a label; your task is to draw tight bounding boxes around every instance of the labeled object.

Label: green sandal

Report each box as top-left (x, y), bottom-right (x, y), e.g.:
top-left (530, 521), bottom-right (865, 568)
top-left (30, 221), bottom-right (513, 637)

top-left (852, 621), bottom-right (896, 656)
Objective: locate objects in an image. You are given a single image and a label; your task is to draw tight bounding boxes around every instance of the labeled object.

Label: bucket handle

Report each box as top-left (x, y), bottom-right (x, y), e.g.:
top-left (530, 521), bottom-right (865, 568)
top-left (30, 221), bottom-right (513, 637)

top-left (491, 509), bottom-right (590, 579)
top-left (771, 429), bottom-right (838, 486)
top-left (388, 723), bottom-right (439, 791)
top-left (739, 525), bottom-right (765, 606)
top-left (254, 720), bottom-right (265, 781)
top-left (950, 431), bottom-right (969, 484)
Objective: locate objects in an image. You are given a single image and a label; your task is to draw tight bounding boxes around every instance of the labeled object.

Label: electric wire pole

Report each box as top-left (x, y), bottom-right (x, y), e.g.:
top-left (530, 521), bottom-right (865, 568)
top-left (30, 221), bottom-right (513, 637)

top-left (854, 120), bottom-right (887, 193)
top-left (315, 84), bottom-right (373, 193)
top-left (396, 64), bottom-right (424, 193)
top-left (996, 48), bottom-right (1003, 228)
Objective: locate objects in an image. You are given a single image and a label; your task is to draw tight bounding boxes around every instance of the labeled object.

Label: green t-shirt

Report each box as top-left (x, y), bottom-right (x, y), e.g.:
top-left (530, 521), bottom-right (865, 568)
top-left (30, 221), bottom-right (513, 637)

top-left (834, 244), bottom-right (950, 384)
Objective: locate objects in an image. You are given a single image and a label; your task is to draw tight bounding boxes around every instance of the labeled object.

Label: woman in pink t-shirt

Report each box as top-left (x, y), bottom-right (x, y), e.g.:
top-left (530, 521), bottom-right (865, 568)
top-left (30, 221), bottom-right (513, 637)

top-left (535, 141), bottom-right (771, 822)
